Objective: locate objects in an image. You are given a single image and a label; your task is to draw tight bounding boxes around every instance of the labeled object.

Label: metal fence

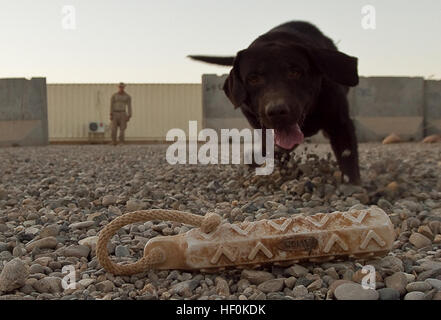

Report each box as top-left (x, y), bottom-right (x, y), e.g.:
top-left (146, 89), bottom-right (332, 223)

top-left (47, 83), bottom-right (202, 142)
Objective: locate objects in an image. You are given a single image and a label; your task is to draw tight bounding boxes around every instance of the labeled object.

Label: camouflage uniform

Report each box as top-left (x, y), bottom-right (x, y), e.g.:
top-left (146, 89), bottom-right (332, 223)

top-left (110, 91), bottom-right (132, 144)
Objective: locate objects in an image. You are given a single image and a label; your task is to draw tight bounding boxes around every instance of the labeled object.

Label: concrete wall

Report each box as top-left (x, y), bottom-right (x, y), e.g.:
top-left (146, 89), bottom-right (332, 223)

top-left (424, 80), bottom-right (441, 135)
top-left (202, 74), bottom-right (439, 142)
top-left (0, 78), bottom-right (48, 147)
top-left (349, 77), bottom-right (424, 142)
top-left (202, 74), bottom-right (251, 132)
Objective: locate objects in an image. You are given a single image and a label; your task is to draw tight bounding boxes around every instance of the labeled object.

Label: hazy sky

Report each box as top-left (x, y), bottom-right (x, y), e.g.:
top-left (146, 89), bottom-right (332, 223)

top-left (1, 0), bottom-right (440, 83)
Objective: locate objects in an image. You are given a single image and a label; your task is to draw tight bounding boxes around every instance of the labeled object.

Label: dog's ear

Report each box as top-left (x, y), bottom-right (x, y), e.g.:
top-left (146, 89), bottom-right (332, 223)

top-left (223, 51), bottom-right (247, 108)
top-left (307, 48), bottom-right (359, 87)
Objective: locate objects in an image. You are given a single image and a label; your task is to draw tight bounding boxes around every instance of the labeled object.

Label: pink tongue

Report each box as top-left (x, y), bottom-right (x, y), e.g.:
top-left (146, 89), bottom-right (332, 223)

top-left (274, 123), bottom-right (304, 150)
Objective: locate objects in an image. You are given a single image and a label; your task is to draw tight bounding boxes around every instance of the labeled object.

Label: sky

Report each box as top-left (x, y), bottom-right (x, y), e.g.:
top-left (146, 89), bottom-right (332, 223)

top-left (0, 0), bottom-right (440, 83)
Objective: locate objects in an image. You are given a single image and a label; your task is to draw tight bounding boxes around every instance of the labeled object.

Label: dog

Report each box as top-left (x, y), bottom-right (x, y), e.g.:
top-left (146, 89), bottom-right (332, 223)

top-left (189, 21), bottom-right (361, 184)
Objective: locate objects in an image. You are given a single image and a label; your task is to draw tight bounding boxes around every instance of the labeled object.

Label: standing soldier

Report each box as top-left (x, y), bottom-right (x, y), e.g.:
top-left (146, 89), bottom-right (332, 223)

top-left (110, 82), bottom-right (132, 145)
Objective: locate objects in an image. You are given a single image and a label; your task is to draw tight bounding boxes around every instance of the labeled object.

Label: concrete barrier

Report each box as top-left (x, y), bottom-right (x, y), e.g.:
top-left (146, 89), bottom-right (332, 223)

top-left (349, 77), bottom-right (424, 142)
top-left (0, 78), bottom-right (48, 147)
top-left (202, 74), bottom-right (251, 132)
top-left (202, 74), bottom-right (437, 142)
top-left (424, 80), bottom-right (441, 136)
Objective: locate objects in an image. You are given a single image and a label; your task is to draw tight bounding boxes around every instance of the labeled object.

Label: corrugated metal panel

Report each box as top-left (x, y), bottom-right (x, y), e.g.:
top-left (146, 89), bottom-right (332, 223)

top-left (47, 83), bottom-right (202, 141)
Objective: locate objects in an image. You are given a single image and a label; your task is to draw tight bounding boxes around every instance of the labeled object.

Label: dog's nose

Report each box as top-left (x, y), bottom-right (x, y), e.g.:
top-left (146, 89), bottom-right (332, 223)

top-left (266, 103), bottom-right (289, 120)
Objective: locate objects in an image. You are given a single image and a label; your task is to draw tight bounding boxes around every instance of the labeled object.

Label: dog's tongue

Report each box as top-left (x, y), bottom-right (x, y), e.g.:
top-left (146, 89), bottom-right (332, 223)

top-left (274, 123), bottom-right (304, 150)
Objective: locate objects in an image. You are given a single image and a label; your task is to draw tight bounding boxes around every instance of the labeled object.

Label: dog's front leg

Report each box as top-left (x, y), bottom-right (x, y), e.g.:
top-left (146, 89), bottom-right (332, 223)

top-left (325, 119), bottom-right (361, 185)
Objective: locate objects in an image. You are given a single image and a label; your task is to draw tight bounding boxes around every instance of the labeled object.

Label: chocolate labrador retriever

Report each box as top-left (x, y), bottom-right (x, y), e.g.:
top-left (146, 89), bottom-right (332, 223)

top-left (189, 21), bottom-right (361, 184)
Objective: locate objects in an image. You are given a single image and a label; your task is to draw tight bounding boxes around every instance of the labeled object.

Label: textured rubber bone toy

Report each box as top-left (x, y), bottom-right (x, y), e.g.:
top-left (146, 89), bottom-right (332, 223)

top-left (97, 206), bottom-right (395, 275)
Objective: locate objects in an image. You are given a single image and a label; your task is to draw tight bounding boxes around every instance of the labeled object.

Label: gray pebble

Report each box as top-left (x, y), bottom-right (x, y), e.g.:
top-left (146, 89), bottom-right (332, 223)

top-left (0, 258), bottom-right (29, 292)
top-left (257, 278), bottom-right (285, 293)
top-left (406, 281), bottom-right (432, 292)
top-left (334, 283), bottom-right (379, 300)
top-left (241, 270), bottom-right (275, 285)
top-left (115, 245), bottom-right (130, 257)
top-left (384, 272), bottom-right (408, 295)
top-left (425, 278), bottom-right (441, 291)
top-left (377, 288), bottom-right (400, 300)
top-left (284, 264), bottom-right (309, 277)
top-left (404, 291), bottom-right (426, 300)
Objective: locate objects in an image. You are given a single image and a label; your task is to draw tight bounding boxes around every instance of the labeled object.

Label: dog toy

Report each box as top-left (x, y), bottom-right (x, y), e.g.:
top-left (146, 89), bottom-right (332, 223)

top-left (97, 206), bottom-right (394, 275)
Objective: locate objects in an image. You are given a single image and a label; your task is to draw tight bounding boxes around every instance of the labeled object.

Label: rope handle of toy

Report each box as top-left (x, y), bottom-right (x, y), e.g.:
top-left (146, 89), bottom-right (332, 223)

top-left (96, 210), bottom-right (222, 275)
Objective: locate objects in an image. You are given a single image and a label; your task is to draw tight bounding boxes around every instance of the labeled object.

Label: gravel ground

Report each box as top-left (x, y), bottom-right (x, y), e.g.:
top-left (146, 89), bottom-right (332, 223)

top-left (0, 142), bottom-right (441, 300)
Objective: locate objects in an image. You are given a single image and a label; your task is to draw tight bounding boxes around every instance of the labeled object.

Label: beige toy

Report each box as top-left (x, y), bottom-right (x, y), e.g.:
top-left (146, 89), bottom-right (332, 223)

top-left (97, 206), bottom-right (394, 275)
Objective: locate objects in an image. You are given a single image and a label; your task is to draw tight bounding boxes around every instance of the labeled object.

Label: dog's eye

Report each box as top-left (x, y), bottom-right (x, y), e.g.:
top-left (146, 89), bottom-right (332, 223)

top-left (287, 69), bottom-right (302, 80)
top-left (247, 74), bottom-right (264, 86)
